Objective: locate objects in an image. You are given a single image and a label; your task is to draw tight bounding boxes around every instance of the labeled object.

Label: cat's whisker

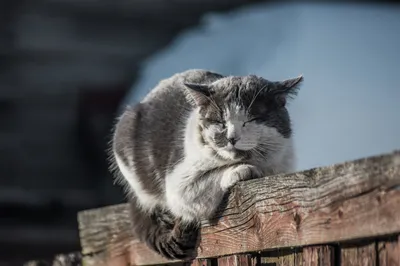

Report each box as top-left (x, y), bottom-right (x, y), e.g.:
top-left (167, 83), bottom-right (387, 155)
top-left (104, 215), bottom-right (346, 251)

top-left (250, 149), bottom-right (263, 158)
top-left (252, 148), bottom-right (268, 161)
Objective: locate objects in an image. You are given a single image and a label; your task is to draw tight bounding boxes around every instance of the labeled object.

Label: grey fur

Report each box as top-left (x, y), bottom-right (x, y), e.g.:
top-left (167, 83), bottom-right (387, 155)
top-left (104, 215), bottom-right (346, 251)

top-left (110, 69), bottom-right (303, 260)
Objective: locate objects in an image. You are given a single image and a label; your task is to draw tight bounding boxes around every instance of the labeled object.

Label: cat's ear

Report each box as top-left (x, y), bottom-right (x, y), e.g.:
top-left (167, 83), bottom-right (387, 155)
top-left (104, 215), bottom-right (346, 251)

top-left (184, 82), bottom-right (212, 106)
top-left (273, 75), bottom-right (303, 107)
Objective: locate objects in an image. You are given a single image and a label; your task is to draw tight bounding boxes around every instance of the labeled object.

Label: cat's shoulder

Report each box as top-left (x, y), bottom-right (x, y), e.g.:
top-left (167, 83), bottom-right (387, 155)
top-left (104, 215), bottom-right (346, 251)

top-left (113, 104), bottom-right (143, 139)
top-left (118, 104), bottom-right (143, 123)
top-left (142, 69), bottom-right (225, 103)
top-left (174, 69), bottom-right (225, 84)
top-left (157, 69), bottom-right (225, 90)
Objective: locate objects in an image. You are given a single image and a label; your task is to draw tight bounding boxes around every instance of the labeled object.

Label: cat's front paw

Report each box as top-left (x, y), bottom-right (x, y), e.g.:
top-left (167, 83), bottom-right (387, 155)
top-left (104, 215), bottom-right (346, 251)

top-left (220, 164), bottom-right (263, 190)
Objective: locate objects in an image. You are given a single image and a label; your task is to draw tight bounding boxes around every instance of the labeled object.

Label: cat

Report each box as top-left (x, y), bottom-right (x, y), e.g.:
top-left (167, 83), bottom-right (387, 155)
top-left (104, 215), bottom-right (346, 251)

top-left (110, 69), bottom-right (303, 260)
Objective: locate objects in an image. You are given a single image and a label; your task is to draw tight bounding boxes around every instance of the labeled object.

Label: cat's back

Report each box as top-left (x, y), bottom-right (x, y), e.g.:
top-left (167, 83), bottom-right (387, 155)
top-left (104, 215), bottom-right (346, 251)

top-left (142, 69), bottom-right (224, 105)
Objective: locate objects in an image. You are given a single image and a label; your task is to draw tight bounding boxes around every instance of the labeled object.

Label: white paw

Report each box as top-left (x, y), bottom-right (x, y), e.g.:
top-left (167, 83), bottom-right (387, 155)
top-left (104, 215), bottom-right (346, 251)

top-left (220, 164), bottom-right (263, 190)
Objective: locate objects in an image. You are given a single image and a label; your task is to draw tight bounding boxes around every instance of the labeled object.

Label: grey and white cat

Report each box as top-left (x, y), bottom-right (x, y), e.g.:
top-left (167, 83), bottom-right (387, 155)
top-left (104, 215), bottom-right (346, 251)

top-left (110, 69), bottom-right (303, 260)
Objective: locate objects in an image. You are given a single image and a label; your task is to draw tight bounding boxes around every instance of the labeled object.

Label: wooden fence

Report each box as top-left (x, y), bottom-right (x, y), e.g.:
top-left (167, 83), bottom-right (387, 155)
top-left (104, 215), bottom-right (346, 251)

top-left (29, 150), bottom-right (400, 265)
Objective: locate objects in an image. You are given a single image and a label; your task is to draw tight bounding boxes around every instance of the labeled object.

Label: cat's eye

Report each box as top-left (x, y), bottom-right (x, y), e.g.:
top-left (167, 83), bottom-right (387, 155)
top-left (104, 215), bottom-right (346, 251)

top-left (215, 121), bottom-right (226, 128)
top-left (243, 117), bottom-right (263, 127)
top-left (205, 118), bottom-right (225, 127)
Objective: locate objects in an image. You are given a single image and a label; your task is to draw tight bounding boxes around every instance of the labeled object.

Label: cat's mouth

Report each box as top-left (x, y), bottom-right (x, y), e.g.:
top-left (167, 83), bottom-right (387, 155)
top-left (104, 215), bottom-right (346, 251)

top-left (226, 143), bottom-right (254, 152)
top-left (225, 144), bottom-right (237, 151)
top-left (206, 138), bottom-right (250, 160)
top-left (217, 145), bottom-right (252, 161)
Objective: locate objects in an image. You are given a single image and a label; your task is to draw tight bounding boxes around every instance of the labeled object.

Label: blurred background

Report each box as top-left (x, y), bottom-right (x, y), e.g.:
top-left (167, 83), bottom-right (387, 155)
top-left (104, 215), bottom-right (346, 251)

top-left (0, 0), bottom-right (399, 264)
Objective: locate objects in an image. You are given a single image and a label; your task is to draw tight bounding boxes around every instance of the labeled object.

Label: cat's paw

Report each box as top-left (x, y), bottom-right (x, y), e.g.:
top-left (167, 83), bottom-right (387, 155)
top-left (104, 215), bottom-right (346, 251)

top-left (220, 164), bottom-right (263, 190)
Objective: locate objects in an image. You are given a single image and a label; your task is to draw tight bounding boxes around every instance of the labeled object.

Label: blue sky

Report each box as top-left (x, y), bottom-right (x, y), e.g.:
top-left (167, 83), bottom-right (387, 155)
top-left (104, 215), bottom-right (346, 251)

top-left (124, 3), bottom-right (400, 171)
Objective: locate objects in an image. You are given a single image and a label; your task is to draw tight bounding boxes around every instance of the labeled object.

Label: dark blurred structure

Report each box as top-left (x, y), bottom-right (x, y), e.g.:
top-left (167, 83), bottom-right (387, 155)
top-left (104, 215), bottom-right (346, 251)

top-left (0, 0), bottom-right (264, 263)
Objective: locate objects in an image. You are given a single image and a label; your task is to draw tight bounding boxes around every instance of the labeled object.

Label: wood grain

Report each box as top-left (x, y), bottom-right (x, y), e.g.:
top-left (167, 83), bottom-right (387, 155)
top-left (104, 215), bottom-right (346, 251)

top-left (218, 254), bottom-right (257, 266)
top-left (378, 236), bottom-right (400, 266)
top-left (341, 243), bottom-right (376, 266)
top-left (261, 249), bottom-right (302, 266)
top-left (79, 151), bottom-right (400, 265)
top-left (302, 246), bottom-right (334, 266)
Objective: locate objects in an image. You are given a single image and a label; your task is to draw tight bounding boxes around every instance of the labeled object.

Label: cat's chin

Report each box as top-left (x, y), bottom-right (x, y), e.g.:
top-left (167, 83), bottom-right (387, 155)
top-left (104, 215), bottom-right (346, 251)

top-left (215, 147), bottom-right (248, 161)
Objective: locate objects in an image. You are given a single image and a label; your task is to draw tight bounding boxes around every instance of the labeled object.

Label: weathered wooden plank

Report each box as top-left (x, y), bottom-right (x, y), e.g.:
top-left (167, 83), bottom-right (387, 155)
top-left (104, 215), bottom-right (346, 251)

top-left (261, 249), bottom-right (302, 266)
top-left (341, 242), bottom-right (376, 266)
top-left (81, 253), bottom-right (130, 266)
top-left (218, 254), bottom-right (257, 266)
top-left (302, 246), bottom-right (334, 266)
top-left (79, 151), bottom-right (400, 265)
top-left (191, 258), bottom-right (213, 266)
top-left (378, 236), bottom-right (400, 266)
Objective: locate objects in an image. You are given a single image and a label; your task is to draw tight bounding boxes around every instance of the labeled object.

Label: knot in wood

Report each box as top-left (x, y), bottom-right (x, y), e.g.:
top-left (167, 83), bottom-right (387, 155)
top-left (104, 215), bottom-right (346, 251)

top-left (293, 212), bottom-right (301, 231)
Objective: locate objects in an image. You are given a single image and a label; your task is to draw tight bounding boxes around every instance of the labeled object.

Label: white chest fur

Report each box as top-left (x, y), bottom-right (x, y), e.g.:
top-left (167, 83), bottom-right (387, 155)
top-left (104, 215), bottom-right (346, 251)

top-left (164, 111), bottom-right (227, 221)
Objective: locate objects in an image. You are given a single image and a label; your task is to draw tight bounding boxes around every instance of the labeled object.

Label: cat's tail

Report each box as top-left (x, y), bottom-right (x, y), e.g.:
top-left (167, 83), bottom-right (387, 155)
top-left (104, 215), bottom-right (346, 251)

top-left (129, 199), bottom-right (200, 261)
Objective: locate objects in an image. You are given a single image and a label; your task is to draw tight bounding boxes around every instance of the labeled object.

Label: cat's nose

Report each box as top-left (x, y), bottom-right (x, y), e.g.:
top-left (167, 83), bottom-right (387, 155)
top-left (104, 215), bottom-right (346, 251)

top-left (228, 138), bottom-right (238, 145)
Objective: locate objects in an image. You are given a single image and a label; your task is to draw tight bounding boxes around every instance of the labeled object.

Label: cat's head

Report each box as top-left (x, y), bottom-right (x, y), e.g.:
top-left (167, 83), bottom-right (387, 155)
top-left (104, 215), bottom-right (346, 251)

top-left (184, 74), bottom-right (303, 161)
